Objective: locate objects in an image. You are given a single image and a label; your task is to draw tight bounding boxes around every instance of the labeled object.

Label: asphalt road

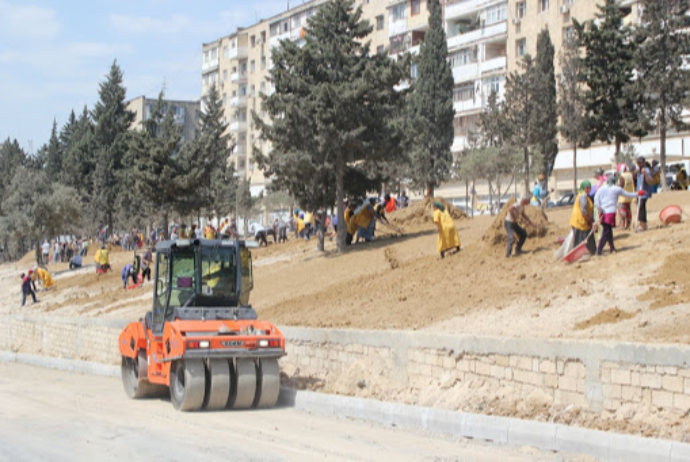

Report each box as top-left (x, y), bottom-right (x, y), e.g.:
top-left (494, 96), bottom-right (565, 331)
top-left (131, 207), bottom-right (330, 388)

top-left (0, 363), bottom-right (586, 462)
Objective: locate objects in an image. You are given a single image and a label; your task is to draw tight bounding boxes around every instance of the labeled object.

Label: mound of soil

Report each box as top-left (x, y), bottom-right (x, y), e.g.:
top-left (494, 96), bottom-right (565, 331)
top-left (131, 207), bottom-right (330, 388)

top-left (389, 197), bottom-right (467, 230)
top-left (636, 253), bottom-right (690, 309)
top-left (481, 198), bottom-right (553, 246)
top-left (575, 307), bottom-right (637, 330)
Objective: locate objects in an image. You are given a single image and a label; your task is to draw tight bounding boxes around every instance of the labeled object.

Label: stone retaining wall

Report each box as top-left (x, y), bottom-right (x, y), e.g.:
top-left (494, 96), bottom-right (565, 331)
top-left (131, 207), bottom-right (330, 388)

top-left (2, 315), bottom-right (690, 417)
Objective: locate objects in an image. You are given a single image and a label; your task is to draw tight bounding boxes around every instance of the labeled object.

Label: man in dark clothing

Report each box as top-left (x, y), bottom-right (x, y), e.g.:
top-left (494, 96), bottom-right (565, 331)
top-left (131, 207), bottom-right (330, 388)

top-left (141, 248), bottom-right (153, 282)
top-left (21, 273), bottom-right (38, 306)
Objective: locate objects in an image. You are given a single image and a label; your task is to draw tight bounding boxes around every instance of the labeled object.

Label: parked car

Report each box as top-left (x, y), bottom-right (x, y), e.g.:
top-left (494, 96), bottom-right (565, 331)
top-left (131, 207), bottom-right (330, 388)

top-left (547, 192), bottom-right (575, 208)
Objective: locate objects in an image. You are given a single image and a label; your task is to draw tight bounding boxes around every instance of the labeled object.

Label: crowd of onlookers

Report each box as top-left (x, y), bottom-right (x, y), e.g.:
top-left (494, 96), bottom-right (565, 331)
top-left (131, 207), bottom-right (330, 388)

top-left (40, 238), bottom-right (88, 266)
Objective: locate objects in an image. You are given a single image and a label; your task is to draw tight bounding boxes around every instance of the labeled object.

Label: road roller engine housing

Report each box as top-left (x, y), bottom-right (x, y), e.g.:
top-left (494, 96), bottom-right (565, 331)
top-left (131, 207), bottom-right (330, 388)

top-left (118, 238), bottom-right (286, 411)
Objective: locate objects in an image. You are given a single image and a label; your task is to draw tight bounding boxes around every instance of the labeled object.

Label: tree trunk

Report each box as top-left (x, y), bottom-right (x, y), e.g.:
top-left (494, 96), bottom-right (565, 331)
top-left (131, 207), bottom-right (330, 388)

top-left (573, 144), bottom-right (578, 195)
top-left (163, 212), bottom-right (169, 240)
top-left (488, 179), bottom-right (494, 216)
top-left (426, 184), bottom-right (434, 198)
top-left (34, 239), bottom-right (41, 267)
top-left (336, 155), bottom-right (346, 253)
top-left (660, 114), bottom-right (668, 192)
top-left (465, 180), bottom-right (469, 215)
top-left (108, 211), bottom-right (113, 243)
top-left (523, 146), bottom-right (530, 196)
top-left (317, 208), bottom-right (325, 252)
top-left (471, 179), bottom-right (476, 218)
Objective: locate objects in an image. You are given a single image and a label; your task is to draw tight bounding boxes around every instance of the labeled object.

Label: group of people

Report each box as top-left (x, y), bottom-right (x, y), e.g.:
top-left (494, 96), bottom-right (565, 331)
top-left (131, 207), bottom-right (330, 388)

top-left (20, 267), bottom-right (55, 306)
top-left (40, 239), bottom-right (88, 265)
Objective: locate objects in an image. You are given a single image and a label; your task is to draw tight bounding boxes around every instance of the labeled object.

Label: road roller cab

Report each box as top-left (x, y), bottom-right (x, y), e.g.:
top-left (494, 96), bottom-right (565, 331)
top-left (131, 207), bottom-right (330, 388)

top-left (118, 238), bottom-right (286, 411)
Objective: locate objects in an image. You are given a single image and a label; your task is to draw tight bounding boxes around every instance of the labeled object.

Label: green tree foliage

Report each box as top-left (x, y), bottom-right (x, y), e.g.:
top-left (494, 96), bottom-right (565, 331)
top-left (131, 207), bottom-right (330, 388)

top-left (558, 36), bottom-right (590, 195)
top-left (255, 0), bottom-right (406, 252)
top-left (407, 0), bottom-right (454, 198)
top-left (44, 120), bottom-right (63, 178)
top-left (91, 60), bottom-right (135, 233)
top-left (531, 30), bottom-right (558, 187)
top-left (575, 0), bottom-right (638, 158)
top-left (504, 55), bottom-right (536, 193)
top-left (633, 0), bottom-right (690, 191)
top-left (0, 139), bottom-right (28, 208)
top-left (60, 106), bottom-right (97, 197)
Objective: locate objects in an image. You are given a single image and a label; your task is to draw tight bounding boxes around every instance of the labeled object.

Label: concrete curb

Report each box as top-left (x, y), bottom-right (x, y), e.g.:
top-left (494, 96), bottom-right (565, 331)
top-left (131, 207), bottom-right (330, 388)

top-left (4, 351), bottom-right (690, 461)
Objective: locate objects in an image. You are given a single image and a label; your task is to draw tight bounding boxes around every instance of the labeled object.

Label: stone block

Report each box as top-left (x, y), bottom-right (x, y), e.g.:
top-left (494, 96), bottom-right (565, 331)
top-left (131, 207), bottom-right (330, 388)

top-left (475, 361), bottom-right (491, 377)
top-left (539, 360), bottom-right (556, 374)
top-left (504, 368), bottom-right (514, 381)
top-left (564, 362), bottom-right (585, 379)
top-left (678, 368), bottom-right (690, 378)
top-left (652, 390), bottom-right (674, 408)
top-left (558, 376), bottom-right (579, 392)
top-left (512, 356), bottom-right (532, 371)
top-left (642, 389), bottom-right (652, 405)
top-left (554, 389), bottom-right (588, 407)
top-left (640, 373), bottom-right (662, 390)
top-left (685, 378), bottom-right (690, 394)
top-left (631, 371), bottom-right (640, 387)
top-left (663, 375), bottom-right (684, 393)
top-left (603, 384), bottom-right (622, 400)
top-left (490, 365), bottom-right (505, 379)
top-left (544, 374), bottom-right (558, 389)
top-left (657, 366), bottom-right (679, 375)
top-left (622, 385), bottom-right (642, 402)
top-left (601, 367), bottom-right (611, 383)
top-left (419, 364), bottom-right (432, 377)
top-left (557, 360), bottom-right (565, 375)
top-left (532, 358), bottom-right (539, 372)
top-left (610, 369), bottom-right (631, 385)
top-left (603, 399), bottom-right (622, 411)
top-left (674, 393), bottom-right (690, 412)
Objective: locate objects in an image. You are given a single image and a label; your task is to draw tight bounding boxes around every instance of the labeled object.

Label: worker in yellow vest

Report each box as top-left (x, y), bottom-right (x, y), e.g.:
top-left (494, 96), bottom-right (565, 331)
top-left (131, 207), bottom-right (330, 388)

top-left (344, 202), bottom-right (358, 245)
top-left (354, 199), bottom-right (377, 243)
top-left (569, 180), bottom-right (597, 256)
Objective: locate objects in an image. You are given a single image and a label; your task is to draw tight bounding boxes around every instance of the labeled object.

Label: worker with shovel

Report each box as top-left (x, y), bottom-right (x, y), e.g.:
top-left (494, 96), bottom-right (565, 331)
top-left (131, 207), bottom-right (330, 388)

top-left (570, 181), bottom-right (597, 256)
top-left (433, 201), bottom-right (460, 259)
top-left (594, 177), bottom-right (644, 255)
top-left (505, 197), bottom-right (534, 258)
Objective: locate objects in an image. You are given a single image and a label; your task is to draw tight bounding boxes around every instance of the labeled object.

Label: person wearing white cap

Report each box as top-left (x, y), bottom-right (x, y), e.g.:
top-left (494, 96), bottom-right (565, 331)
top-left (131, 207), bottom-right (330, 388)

top-left (504, 197), bottom-right (534, 258)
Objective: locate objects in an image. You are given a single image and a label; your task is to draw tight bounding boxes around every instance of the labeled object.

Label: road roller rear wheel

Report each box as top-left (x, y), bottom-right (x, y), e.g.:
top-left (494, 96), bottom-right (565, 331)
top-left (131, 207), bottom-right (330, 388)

top-left (253, 358), bottom-right (280, 408)
top-left (170, 359), bottom-right (206, 411)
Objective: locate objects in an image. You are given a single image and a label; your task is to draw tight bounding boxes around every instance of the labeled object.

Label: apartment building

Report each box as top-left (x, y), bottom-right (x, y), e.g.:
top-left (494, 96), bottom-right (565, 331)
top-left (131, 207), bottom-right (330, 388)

top-left (126, 96), bottom-right (200, 143)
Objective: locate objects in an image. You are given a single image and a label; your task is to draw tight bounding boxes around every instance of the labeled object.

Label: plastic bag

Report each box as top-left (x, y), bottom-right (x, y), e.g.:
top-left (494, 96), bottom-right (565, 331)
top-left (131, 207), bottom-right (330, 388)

top-left (554, 229), bottom-right (574, 260)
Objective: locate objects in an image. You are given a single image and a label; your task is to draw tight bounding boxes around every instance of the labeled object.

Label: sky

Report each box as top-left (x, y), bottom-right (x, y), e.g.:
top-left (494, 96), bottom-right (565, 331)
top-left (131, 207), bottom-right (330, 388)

top-left (0, 0), bottom-right (290, 153)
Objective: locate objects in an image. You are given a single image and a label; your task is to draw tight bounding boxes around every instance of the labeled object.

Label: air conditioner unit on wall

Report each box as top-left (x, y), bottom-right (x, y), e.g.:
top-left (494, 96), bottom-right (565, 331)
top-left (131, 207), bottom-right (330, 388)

top-left (560, 5), bottom-right (569, 14)
top-left (512, 17), bottom-right (520, 25)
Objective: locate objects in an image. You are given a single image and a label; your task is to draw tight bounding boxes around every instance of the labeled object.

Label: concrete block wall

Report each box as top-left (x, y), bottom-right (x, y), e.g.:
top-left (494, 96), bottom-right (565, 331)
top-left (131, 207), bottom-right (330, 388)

top-left (3, 315), bottom-right (690, 417)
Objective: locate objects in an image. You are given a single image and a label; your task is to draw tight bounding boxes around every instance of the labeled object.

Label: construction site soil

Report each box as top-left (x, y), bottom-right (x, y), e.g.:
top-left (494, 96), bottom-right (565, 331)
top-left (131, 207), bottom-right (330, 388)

top-left (4, 190), bottom-right (690, 441)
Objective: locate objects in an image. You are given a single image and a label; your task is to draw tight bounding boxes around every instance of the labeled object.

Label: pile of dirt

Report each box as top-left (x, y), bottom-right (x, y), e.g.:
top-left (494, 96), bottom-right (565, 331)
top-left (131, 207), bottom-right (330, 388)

top-left (575, 307), bottom-right (636, 330)
top-left (481, 198), bottom-right (554, 246)
top-left (636, 252), bottom-right (690, 309)
top-left (389, 197), bottom-right (467, 230)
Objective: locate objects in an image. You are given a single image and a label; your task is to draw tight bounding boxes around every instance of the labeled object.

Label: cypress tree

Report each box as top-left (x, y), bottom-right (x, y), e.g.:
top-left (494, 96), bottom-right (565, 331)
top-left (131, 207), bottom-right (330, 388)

top-left (530, 29), bottom-right (557, 189)
top-left (91, 61), bottom-right (135, 233)
top-left (407, 0), bottom-right (454, 198)
top-left (44, 120), bottom-right (62, 178)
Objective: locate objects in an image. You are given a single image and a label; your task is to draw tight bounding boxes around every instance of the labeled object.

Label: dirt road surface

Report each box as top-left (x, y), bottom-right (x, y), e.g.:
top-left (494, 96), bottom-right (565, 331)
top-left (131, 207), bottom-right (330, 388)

top-left (0, 363), bottom-right (590, 462)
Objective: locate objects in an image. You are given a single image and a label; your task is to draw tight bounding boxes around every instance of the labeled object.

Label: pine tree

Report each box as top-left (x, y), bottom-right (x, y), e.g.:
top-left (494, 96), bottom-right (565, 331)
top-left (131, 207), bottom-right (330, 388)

top-left (530, 29), bottom-right (558, 189)
top-left (558, 36), bottom-right (590, 195)
top-left (44, 120), bottom-right (63, 178)
top-left (633, 0), bottom-right (690, 191)
top-left (91, 61), bottom-right (135, 234)
top-left (407, 0), bottom-right (454, 198)
top-left (255, 0), bottom-right (406, 252)
top-left (0, 138), bottom-right (28, 208)
top-left (575, 0), bottom-right (637, 158)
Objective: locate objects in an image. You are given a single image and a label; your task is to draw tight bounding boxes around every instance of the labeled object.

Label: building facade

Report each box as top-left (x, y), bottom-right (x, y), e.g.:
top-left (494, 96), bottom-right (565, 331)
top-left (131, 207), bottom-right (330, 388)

top-left (203, 0), bottom-right (677, 199)
top-left (126, 96), bottom-right (200, 143)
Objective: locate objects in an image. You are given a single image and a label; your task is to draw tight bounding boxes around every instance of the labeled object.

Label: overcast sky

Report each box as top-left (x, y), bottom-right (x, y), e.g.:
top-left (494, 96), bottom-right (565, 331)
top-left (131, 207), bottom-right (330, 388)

top-left (0, 0), bottom-right (289, 153)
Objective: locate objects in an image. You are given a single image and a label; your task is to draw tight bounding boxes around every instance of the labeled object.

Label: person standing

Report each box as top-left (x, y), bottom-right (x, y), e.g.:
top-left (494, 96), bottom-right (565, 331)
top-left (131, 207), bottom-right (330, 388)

top-left (617, 164), bottom-right (635, 230)
top-left (41, 240), bottom-right (50, 265)
top-left (355, 199), bottom-right (377, 243)
top-left (570, 181), bottom-right (597, 256)
top-left (505, 197), bottom-right (534, 258)
top-left (141, 247), bottom-right (153, 282)
top-left (594, 177), bottom-right (642, 255)
top-left (432, 202), bottom-right (460, 259)
top-left (20, 273), bottom-right (38, 306)
top-left (635, 156), bottom-right (654, 231)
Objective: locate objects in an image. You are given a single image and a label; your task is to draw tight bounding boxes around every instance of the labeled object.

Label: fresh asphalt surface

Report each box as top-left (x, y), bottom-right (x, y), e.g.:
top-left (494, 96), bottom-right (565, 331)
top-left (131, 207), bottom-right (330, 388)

top-left (0, 363), bottom-right (587, 461)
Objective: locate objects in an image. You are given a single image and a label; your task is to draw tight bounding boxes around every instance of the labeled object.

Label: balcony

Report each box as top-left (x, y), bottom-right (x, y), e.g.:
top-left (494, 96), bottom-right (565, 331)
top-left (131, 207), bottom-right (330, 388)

top-left (389, 19), bottom-right (407, 37)
top-left (233, 143), bottom-right (247, 155)
top-left (229, 46), bottom-right (248, 60)
top-left (480, 56), bottom-right (506, 74)
top-left (229, 121), bottom-right (248, 132)
top-left (452, 63), bottom-right (480, 83)
top-left (447, 21), bottom-right (507, 51)
top-left (453, 97), bottom-right (484, 114)
top-left (230, 71), bottom-right (248, 83)
top-left (269, 32), bottom-right (290, 49)
top-left (445, 0), bottom-right (503, 21)
top-left (230, 96), bottom-right (247, 107)
top-left (291, 27), bottom-right (305, 41)
top-left (202, 57), bottom-right (219, 73)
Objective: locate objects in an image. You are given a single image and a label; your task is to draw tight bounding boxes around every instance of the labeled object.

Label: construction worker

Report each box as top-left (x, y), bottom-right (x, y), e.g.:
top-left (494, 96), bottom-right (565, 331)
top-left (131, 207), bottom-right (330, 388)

top-left (355, 198), bottom-right (377, 243)
top-left (432, 201), bottom-right (460, 259)
top-left (69, 253), bottom-right (82, 270)
top-left (505, 197), bottom-right (534, 258)
top-left (141, 247), bottom-right (153, 282)
top-left (294, 211), bottom-right (305, 239)
top-left (121, 264), bottom-right (138, 289)
top-left (32, 267), bottom-right (55, 290)
top-left (20, 273), bottom-right (38, 306)
top-left (635, 156), bottom-right (655, 231)
top-left (94, 244), bottom-right (110, 273)
top-left (344, 202), bottom-right (357, 245)
top-left (384, 193), bottom-right (397, 213)
top-left (676, 165), bottom-right (689, 190)
top-left (303, 211), bottom-right (315, 239)
top-left (618, 164), bottom-right (635, 230)
top-left (570, 180), bottom-right (597, 256)
top-left (204, 223), bottom-right (216, 240)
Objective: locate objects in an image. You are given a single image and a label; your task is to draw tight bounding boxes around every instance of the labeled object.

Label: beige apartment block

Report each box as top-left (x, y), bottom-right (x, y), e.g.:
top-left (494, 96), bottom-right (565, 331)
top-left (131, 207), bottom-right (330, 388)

top-left (126, 96), bottom-right (200, 143)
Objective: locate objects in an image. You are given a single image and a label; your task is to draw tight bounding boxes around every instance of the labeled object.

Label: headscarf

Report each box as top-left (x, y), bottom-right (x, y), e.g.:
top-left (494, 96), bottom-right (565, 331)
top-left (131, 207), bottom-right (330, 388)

top-left (433, 201), bottom-right (445, 212)
top-left (580, 180), bottom-right (591, 192)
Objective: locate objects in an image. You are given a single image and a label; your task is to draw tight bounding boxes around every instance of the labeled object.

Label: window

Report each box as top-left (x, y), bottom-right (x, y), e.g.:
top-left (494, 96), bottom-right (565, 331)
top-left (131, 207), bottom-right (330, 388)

top-left (231, 39), bottom-right (236, 49)
top-left (251, 35), bottom-right (256, 48)
top-left (260, 82), bottom-right (266, 94)
top-left (223, 70), bottom-right (228, 81)
top-left (376, 15), bottom-right (384, 30)
top-left (377, 45), bottom-right (385, 54)
top-left (411, 0), bottom-right (420, 15)
top-left (449, 48), bottom-right (476, 67)
top-left (453, 84), bottom-right (475, 102)
top-left (223, 46), bottom-right (228, 59)
top-left (153, 253), bottom-right (170, 326)
top-left (283, 21), bottom-right (288, 33)
top-left (222, 93), bottom-right (227, 106)
top-left (563, 26), bottom-right (574, 41)
top-left (392, 5), bottom-right (405, 21)
top-left (566, 0), bottom-right (574, 4)
top-left (250, 60), bottom-right (255, 73)
top-left (453, 117), bottom-right (464, 136)
top-left (410, 64), bottom-right (418, 79)
top-left (211, 48), bottom-right (217, 60)
top-left (486, 5), bottom-right (506, 24)
top-left (250, 85), bottom-right (255, 97)
top-left (517, 38), bottom-right (526, 56)
top-left (293, 13), bottom-right (301, 28)
top-left (210, 72), bottom-right (217, 84)
top-left (485, 76), bottom-right (501, 94)
top-left (261, 57), bottom-right (266, 70)
top-left (516, 2), bottom-right (525, 18)
top-left (261, 31), bottom-right (266, 43)
top-left (203, 51), bottom-right (209, 63)
top-left (270, 22), bottom-right (281, 36)
top-left (540, 0), bottom-right (549, 12)
top-left (239, 85), bottom-right (247, 96)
